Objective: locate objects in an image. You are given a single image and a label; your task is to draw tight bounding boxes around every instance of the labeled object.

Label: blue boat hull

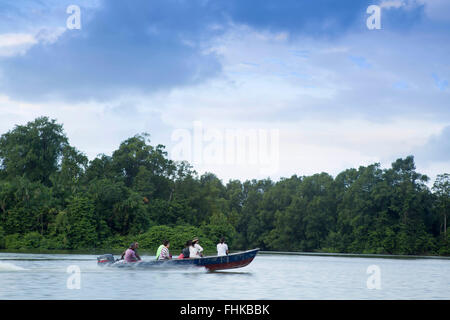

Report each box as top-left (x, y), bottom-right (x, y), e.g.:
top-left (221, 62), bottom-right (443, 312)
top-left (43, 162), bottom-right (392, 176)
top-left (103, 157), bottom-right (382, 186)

top-left (98, 248), bottom-right (259, 271)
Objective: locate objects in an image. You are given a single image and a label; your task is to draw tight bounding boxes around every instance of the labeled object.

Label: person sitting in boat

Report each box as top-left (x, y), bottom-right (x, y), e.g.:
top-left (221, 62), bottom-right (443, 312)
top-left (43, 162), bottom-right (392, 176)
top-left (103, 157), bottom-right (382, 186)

top-left (156, 240), bottom-right (172, 260)
top-left (120, 242), bottom-right (142, 263)
top-left (178, 240), bottom-right (191, 259)
top-left (217, 237), bottom-right (229, 256)
top-left (189, 237), bottom-right (203, 258)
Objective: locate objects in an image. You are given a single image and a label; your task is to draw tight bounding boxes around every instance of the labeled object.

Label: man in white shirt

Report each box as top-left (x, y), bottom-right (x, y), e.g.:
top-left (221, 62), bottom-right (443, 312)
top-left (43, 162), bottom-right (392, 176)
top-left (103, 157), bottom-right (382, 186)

top-left (217, 237), bottom-right (229, 256)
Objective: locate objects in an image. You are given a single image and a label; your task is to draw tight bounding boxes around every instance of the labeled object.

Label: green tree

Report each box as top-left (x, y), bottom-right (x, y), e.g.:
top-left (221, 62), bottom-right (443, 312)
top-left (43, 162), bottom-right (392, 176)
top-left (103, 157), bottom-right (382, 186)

top-left (0, 117), bottom-right (68, 186)
top-left (0, 117), bottom-right (448, 255)
top-left (0, 226), bottom-right (5, 248)
top-left (55, 195), bottom-right (97, 249)
top-left (433, 174), bottom-right (449, 236)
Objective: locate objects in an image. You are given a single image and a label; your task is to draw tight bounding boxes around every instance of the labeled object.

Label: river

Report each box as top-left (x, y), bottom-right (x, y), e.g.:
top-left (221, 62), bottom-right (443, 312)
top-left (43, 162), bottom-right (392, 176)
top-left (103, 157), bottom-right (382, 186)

top-left (0, 252), bottom-right (449, 299)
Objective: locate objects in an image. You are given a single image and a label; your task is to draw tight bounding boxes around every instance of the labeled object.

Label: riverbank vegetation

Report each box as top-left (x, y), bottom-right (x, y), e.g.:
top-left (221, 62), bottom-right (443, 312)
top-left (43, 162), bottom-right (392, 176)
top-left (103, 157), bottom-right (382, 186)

top-left (0, 117), bottom-right (448, 255)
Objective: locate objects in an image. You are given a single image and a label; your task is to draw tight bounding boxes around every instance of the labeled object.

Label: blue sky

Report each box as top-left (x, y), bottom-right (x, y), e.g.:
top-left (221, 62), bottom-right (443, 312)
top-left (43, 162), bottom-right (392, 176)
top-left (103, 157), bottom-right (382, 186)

top-left (0, 0), bottom-right (449, 183)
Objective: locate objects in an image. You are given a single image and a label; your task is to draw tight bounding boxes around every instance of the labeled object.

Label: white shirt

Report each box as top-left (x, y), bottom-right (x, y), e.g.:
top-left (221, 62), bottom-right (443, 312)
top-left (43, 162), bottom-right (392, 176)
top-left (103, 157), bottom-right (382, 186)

top-left (189, 243), bottom-right (203, 258)
top-left (194, 243), bottom-right (203, 254)
top-left (158, 246), bottom-right (170, 260)
top-left (189, 245), bottom-right (201, 258)
top-left (217, 243), bottom-right (228, 256)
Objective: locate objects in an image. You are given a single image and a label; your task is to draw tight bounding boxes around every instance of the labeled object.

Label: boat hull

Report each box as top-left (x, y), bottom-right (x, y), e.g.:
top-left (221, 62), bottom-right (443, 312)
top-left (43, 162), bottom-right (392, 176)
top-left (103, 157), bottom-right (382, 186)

top-left (98, 248), bottom-right (259, 271)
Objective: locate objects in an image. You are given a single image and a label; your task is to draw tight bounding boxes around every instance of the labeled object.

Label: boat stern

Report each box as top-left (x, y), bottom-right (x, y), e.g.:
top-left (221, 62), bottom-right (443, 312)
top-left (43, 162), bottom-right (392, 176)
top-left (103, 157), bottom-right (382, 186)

top-left (97, 254), bottom-right (115, 266)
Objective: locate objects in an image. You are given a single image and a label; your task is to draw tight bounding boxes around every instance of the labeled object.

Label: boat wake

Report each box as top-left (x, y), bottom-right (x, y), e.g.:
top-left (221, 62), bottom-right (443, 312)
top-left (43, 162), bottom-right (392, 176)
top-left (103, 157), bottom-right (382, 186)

top-left (0, 262), bottom-right (26, 272)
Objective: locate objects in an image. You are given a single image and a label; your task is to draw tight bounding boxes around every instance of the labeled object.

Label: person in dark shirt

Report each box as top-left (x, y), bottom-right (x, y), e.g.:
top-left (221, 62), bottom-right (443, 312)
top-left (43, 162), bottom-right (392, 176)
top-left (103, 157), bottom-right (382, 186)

top-left (182, 240), bottom-right (192, 258)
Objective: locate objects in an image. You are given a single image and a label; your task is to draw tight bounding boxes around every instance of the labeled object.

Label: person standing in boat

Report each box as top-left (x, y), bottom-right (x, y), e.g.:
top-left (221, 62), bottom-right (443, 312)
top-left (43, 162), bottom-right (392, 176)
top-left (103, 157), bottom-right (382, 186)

top-left (157, 240), bottom-right (172, 260)
top-left (217, 237), bottom-right (229, 256)
top-left (190, 237), bottom-right (203, 258)
top-left (121, 242), bottom-right (142, 263)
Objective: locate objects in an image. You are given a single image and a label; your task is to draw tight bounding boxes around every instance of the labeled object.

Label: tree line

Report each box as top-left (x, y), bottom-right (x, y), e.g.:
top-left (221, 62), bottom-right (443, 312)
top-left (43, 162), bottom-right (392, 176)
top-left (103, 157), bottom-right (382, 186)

top-left (0, 117), bottom-right (448, 255)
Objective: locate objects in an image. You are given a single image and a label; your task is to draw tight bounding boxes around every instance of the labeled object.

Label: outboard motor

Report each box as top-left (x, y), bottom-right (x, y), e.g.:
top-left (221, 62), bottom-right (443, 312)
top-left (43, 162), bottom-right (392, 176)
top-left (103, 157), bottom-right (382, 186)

top-left (97, 254), bottom-right (115, 266)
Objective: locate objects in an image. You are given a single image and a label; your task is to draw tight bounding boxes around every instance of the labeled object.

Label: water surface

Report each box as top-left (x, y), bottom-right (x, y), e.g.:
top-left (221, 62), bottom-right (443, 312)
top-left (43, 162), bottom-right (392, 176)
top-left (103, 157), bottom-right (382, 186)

top-left (0, 252), bottom-right (449, 299)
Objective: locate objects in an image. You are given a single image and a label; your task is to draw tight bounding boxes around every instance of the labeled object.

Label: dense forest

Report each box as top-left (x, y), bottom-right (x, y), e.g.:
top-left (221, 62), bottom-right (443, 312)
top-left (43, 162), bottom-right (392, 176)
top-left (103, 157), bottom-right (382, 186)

top-left (0, 117), bottom-right (448, 255)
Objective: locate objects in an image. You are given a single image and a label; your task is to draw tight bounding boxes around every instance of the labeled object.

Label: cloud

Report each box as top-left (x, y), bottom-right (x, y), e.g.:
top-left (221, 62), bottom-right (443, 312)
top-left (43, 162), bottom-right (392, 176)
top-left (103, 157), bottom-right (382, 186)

top-left (413, 124), bottom-right (450, 183)
top-left (0, 0), bottom-right (225, 102)
top-left (0, 0), bottom-right (430, 103)
top-left (417, 0), bottom-right (450, 23)
top-left (162, 112), bottom-right (446, 181)
top-left (204, 26), bottom-right (450, 124)
top-left (0, 93), bottom-right (171, 160)
top-left (0, 0), bottom-right (448, 183)
top-left (380, 0), bottom-right (406, 9)
top-left (415, 125), bottom-right (450, 163)
top-left (0, 33), bottom-right (37, 57)
top-left (220, 0), bottom-right (372, 38)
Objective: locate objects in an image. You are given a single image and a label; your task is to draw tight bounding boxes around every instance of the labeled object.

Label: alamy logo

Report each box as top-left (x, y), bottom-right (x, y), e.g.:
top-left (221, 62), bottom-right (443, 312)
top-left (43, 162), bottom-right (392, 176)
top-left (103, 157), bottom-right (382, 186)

top-left (171, 121), bottom-right (280, 175)
top-left (66, 5), bottom-right (81, 30)
top-left (366, 5), bottom-right (381, 30)
top-left (66, 265), bottom-right (81, 289)
top-left (366, 265), bottom-right (381, 290)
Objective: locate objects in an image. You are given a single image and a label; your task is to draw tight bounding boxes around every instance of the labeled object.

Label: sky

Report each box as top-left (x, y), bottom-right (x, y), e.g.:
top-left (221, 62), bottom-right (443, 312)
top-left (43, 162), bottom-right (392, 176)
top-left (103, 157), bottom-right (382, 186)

top-left (0, 0), bottom-right (449, 183)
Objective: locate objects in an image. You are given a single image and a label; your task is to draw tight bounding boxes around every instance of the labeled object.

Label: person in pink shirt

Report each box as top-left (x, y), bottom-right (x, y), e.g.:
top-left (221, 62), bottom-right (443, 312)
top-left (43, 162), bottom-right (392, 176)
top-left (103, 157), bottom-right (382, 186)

top-left (120, 242), bottom-right (142, 263)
